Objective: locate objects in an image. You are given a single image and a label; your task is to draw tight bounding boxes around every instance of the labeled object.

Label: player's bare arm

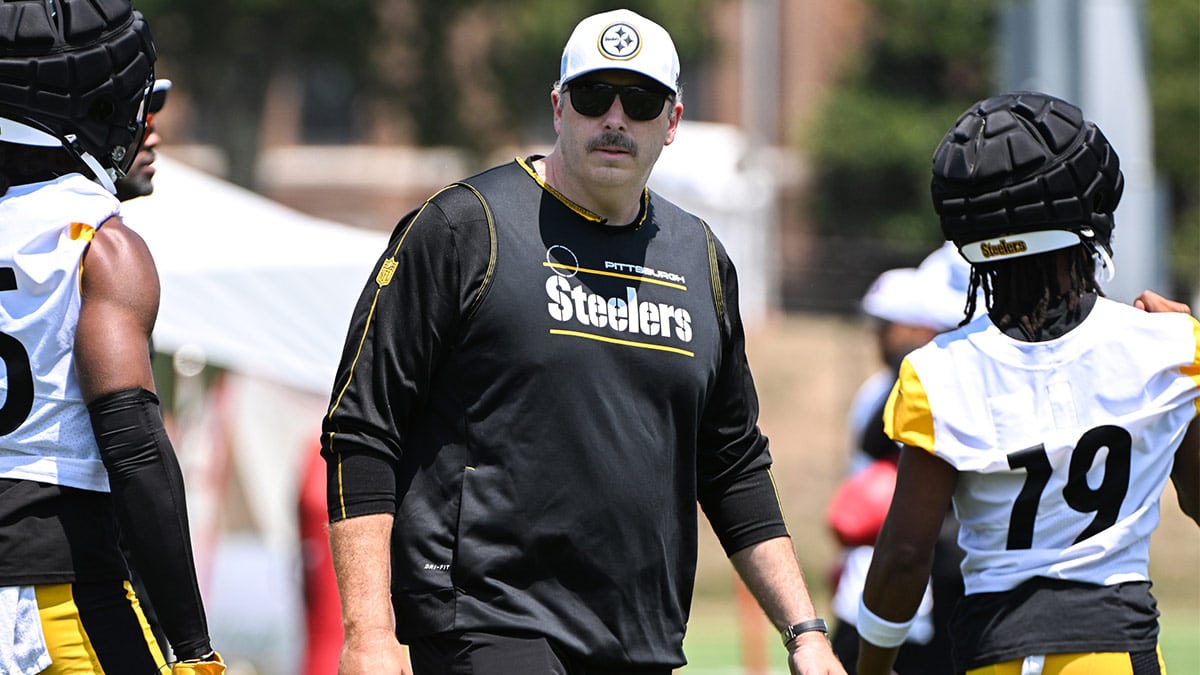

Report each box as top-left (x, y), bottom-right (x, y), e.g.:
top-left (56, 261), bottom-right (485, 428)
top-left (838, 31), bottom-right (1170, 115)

top-left (76, 215), bottom-right (223, 667)
top-left (75, 215), bottom-right (159, 399)
top-left (857, 446), bottom-right (956, 675)
top-left (1171, 420), bottom-right (1199, 525)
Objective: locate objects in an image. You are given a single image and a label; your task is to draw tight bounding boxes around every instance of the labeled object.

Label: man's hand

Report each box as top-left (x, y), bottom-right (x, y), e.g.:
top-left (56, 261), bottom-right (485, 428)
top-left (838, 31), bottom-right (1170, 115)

top-left (1134, 290), bottom-right (1192, 314)
top-left (786, 632), bottom-right (847, 675)
top-left (728, 537), bottom-right (846, 675)
top-left (339, 629), bottom-right (411, 675)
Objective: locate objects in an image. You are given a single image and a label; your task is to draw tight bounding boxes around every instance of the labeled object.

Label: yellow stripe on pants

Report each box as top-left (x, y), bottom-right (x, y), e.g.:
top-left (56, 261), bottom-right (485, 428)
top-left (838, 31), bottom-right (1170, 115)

top-left (35, 581), bottom-right (168, 674)
top-left (967, 647), bottom-right (1167, 675)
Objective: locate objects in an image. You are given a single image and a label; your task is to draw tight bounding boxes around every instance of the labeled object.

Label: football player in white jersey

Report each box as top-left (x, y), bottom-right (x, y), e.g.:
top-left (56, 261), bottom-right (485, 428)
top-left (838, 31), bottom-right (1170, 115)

top-left (855, 92), bottom-right (1199, 675)
top-left (0, 1), bottom-right (222, 672)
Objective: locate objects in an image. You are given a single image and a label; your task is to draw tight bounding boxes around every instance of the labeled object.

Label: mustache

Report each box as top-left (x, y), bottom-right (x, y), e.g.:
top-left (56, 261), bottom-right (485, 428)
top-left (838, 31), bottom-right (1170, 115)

top-left (587, 132), bottom-right (638, 157)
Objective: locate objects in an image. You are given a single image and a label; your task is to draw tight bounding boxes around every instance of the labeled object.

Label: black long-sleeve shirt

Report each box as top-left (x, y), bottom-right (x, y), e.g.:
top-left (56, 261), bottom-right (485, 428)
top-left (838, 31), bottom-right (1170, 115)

top-left (322, 158), bottom-right (787, 668)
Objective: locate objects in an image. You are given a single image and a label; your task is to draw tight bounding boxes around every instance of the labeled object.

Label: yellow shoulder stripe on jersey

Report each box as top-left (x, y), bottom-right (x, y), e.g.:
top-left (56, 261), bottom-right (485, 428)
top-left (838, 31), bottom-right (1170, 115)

top-left (883, 358), bottom-right (936, 453)
top-left (69, 222), bottom-right (96, 242)
top-left (1186, 315), bottom-right (1200, 414)
top-left (73, 222), bottom-right (97, 293)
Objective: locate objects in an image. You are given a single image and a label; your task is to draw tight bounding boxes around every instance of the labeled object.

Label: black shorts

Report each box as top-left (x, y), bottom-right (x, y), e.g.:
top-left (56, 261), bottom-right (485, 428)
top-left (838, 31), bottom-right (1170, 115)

top-left (409, 631), bottom-right (671, 675)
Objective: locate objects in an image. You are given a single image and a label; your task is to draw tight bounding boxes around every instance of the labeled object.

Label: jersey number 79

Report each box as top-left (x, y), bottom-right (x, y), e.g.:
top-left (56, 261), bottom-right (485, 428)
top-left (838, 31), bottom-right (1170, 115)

top-left (1006, 425), bottom-right (1132, 550)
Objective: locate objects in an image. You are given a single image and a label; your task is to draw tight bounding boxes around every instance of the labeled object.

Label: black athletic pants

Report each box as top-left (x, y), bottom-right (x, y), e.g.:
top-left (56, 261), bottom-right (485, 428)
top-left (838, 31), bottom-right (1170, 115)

top-left (408, 631), bottom-right (671, 675)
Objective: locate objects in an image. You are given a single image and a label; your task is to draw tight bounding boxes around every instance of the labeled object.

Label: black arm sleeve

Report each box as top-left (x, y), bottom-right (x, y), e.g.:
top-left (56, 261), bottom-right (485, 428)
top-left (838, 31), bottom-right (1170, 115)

top-left (696, 234), bottom-right (789, 554)
top-left (88, 387), bottom-right (213, 661)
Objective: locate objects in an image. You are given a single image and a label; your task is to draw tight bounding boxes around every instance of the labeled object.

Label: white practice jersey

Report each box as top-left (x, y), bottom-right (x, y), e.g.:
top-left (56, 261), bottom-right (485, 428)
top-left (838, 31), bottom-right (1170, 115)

top-left (885, 297), bottom-right (1200, 595)
top-left (0, 174), bottom-right (119, 492)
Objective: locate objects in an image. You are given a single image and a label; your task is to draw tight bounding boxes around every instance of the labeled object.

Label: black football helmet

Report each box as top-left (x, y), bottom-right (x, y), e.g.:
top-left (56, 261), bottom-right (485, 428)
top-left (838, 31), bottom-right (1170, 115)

top-left (931, 91), bottom-right (1123, 264)
top-left (0, 0), bottom-right (156, 193)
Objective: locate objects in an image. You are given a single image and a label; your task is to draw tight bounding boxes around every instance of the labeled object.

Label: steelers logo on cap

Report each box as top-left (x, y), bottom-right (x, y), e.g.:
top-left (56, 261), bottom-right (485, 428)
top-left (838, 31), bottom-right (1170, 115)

top-left (598, 22), bottom-right (642, 60)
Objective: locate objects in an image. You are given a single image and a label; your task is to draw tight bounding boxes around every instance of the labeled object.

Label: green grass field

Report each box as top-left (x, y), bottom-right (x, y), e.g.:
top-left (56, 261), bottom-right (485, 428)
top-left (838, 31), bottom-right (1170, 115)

top-left (678, 601), bottom-right (1199, 673)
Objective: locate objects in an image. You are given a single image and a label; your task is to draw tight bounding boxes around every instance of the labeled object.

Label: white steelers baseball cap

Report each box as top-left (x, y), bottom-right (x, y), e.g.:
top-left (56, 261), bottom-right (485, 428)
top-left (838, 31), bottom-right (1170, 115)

top-left (559, 9), bottom-right (680, 94)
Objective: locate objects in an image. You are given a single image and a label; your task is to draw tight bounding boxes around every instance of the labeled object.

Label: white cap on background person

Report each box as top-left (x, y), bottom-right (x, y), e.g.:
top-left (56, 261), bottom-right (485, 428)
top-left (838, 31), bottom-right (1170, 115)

top-left (559, 9), bottom-right (680, 94)
top-left (861, 260), bottom-right (966, 333)
top-left (917, 241), bottom-right (972, 299)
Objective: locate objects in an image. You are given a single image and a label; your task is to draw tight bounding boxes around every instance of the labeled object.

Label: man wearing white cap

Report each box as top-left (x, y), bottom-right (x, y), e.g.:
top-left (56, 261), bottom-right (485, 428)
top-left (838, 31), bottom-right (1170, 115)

top-left (323, 8), bottom-right (844, 675)
top-left (826, 246), bottom-right (972, 674)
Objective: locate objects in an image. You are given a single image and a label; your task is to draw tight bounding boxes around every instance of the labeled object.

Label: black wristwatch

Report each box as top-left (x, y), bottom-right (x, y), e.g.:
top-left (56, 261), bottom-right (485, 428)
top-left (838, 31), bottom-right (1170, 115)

top-left (781, 618), bottom-right (828, 645)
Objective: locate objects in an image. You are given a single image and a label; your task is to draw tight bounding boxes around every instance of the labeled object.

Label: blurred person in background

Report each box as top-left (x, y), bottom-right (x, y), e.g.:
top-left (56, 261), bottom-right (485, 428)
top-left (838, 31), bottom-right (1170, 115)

top-left (300, 437), bottom-right (343, 675)
top-left (0, 1), bottom-right (222, 672)
top-left (826, 243), bottom-right (967, 675)
top-left (857, 91), bottom-right (1199, 675)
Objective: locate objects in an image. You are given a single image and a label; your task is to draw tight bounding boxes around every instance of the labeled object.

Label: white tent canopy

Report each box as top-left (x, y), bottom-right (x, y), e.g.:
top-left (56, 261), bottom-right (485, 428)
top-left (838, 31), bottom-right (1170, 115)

top-left (121, 156), bottom-right (389, 395)
top-left (121, 157), bottom-right (390, 669)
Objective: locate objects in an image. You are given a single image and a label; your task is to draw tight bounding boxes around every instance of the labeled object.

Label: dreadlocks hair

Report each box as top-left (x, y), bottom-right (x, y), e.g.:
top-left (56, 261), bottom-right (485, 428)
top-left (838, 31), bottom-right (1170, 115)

top-left (964, 244), bottom-right (1102, 336)
top-left (931, 92), bottom-right (1124, 334)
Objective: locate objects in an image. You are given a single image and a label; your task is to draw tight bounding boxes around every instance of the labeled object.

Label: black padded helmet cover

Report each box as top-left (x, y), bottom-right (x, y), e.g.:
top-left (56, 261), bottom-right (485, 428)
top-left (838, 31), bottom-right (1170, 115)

top-left (0, 0), bottom-right (155, 177)
top-left (931, 91), bottom-right (1124, 263)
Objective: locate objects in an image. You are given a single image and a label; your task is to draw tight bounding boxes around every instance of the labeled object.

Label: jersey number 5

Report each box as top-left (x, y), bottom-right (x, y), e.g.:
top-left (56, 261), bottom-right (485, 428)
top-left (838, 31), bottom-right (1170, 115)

top-left (1006, 425), bottom-right (1132, 550)
top-left (0, 267), bottom-right (34, 435)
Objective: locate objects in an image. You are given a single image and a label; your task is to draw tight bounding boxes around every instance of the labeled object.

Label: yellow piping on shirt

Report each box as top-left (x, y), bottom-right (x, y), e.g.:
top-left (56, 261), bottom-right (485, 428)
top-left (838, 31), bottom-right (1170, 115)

top-left (324, 188), bottom-right (458, 519)
top-left (516, 156), bottom-right (650, 227)
top-left (324, 182), bottom-right (498, 518)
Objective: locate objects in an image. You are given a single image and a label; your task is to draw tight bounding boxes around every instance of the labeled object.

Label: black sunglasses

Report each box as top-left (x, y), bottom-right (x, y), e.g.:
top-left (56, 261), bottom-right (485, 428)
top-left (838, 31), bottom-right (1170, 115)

top-left (566, 81), bottom-right (673, 121)
top-left (149, 87), bottom-right (168, 114)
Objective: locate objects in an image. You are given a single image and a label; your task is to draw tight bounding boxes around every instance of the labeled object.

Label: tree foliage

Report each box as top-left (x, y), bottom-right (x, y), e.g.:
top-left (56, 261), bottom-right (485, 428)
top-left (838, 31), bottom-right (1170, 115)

top-left (805, 0), bottom-right (1198, 292)
top-left (136, 0), bottom-right (379, 187)
top-left (1148, 0), bottom-right (1199, 293)
top-left (802, 0), bottom-right (999, 246)
top-left (136, 0), bottom-right (711, 179)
